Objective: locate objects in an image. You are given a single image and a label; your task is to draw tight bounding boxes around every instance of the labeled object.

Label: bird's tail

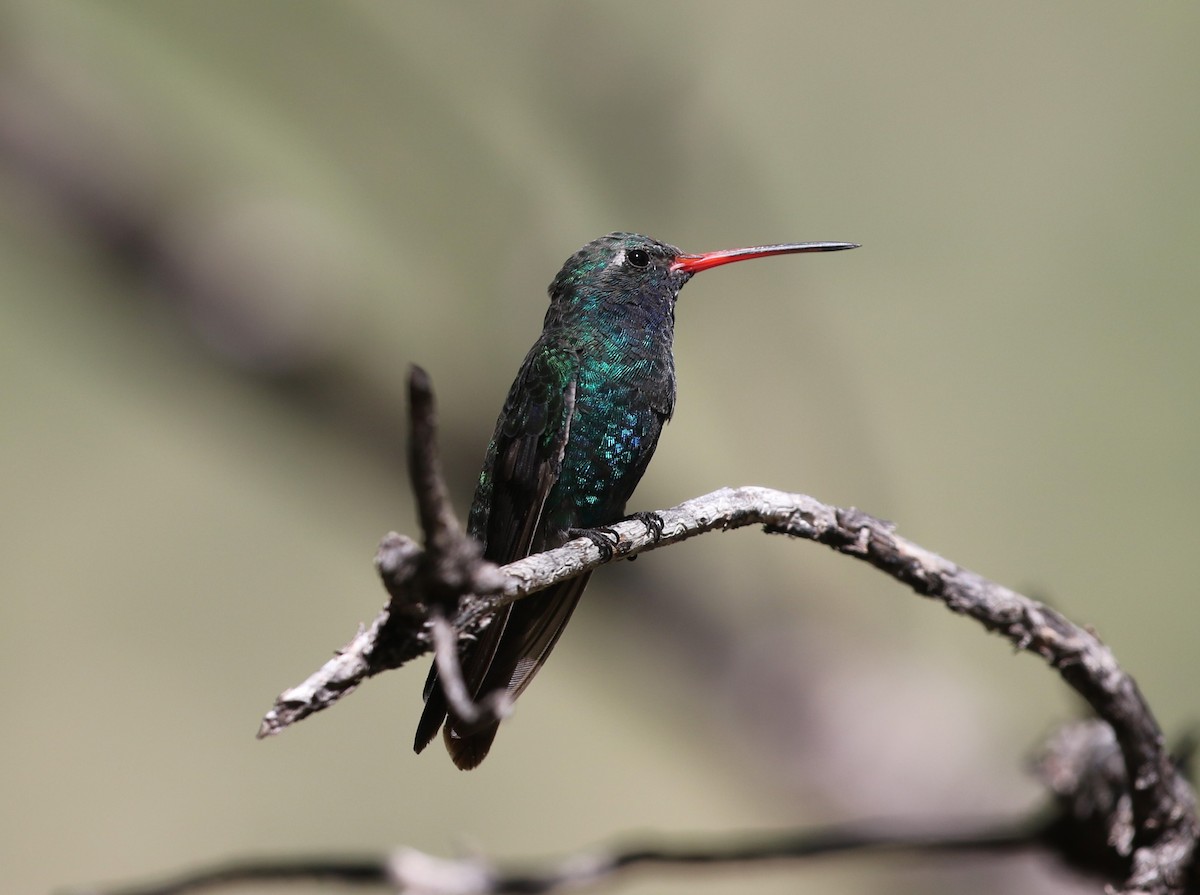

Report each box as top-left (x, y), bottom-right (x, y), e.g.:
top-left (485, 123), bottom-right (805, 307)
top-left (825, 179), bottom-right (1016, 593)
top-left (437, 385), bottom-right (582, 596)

top-left (414, 572), bottom-right (592, 769)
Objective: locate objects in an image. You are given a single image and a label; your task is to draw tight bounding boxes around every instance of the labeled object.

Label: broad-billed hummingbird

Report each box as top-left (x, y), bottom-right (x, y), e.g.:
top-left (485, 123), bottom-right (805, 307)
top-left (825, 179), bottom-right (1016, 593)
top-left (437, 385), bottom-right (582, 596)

top-left (415, 232), bottom-right (857, 768)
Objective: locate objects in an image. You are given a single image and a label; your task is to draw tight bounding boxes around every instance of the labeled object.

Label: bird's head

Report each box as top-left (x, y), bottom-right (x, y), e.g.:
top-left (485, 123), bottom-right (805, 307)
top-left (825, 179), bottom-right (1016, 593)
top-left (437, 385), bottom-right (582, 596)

top-left (547, 231), bottom-right (857, 323)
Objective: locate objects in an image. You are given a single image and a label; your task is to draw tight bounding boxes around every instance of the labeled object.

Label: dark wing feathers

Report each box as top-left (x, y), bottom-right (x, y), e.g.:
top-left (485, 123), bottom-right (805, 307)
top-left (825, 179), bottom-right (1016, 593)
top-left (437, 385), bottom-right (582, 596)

top-left (415, 348), bottom-right (579, 766)
top-left (486, 353), bottom-right (577, 562)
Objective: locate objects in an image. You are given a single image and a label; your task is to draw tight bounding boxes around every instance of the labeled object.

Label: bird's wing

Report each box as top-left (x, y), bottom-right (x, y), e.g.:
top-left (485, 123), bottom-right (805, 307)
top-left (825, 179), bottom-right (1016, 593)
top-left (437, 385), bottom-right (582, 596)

top-left (482, 346), bottom-right (579, 564)
top-left (414, 346), bottom-right (579, 763)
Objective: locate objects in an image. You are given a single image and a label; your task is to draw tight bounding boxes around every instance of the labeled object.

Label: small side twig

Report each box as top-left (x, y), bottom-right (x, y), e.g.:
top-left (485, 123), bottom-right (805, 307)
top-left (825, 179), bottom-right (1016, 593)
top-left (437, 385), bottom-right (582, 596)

top-left (404, 366), bottom-right (498, 612)
top-left (430, 614), bottom-right (512, 733)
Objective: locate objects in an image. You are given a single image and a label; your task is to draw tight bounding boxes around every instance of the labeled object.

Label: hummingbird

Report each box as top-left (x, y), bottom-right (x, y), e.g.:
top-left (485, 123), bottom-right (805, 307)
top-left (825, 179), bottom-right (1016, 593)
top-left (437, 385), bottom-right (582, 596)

top-left (415, 232), bottom-right (857, 769)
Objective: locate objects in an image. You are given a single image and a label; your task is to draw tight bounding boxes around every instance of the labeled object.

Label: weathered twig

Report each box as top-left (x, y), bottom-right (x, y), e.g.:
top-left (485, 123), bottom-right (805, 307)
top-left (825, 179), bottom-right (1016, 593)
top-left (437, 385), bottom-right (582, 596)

top-left (430, 614), bottom-right (512, 732)
top-left (254, 367), bottom-right (1197, 894)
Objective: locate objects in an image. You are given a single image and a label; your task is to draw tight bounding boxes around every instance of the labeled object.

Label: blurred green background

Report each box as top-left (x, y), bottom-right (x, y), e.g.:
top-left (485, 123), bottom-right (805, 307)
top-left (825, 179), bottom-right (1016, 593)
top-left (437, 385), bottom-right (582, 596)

top-left (3, 3), bottom-right (1197, 894)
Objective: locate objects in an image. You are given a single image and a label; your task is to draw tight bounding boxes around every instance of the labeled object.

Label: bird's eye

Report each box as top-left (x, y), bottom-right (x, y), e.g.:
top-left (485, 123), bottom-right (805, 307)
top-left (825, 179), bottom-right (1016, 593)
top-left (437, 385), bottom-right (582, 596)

top-left (626, 248), bottom-right (651, 268)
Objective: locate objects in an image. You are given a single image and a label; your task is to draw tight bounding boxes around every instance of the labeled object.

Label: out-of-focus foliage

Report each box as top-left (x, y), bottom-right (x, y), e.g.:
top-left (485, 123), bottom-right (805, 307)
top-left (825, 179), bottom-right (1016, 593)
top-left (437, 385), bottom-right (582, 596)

top-left (2, 3), bottom-right (1196, 894)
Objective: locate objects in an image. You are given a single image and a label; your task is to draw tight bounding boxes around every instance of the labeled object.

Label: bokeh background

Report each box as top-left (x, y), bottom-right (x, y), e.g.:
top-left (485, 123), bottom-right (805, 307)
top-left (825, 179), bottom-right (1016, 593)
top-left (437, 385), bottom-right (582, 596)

top-left (3, 3), bottom-right (1198, 894)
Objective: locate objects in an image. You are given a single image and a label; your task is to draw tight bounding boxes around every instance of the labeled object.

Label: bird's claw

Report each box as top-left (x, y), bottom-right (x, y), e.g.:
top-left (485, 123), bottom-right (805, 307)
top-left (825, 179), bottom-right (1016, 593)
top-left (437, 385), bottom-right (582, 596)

top-left (569, 526), bottom-right (621, 561)
top-left (629, 511), bottom-right (665, 541)
top-left (569, 513), bottom-right (662, 563)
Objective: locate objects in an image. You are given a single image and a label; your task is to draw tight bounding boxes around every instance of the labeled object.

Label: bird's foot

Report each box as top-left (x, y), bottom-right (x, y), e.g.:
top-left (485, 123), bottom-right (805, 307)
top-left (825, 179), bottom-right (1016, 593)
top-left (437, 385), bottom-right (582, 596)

top-left (628, 510), bottom-right (665, 541)
top-left (569, 526), bottom-right (621, 561)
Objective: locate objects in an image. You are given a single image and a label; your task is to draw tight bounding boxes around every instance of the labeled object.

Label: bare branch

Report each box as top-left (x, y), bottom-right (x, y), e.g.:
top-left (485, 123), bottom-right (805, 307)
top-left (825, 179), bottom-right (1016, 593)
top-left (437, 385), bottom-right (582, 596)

top-left (74, 815), bottom-right (1047, 895)
top-left (388, 819), bottom-right (1046, 894)
top-left (75, 720), bottom-right (1200, 895)
top-left (71, 857), bottom-right (386, 895)
top-left (255, 368), bottom-right (1198, 894)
